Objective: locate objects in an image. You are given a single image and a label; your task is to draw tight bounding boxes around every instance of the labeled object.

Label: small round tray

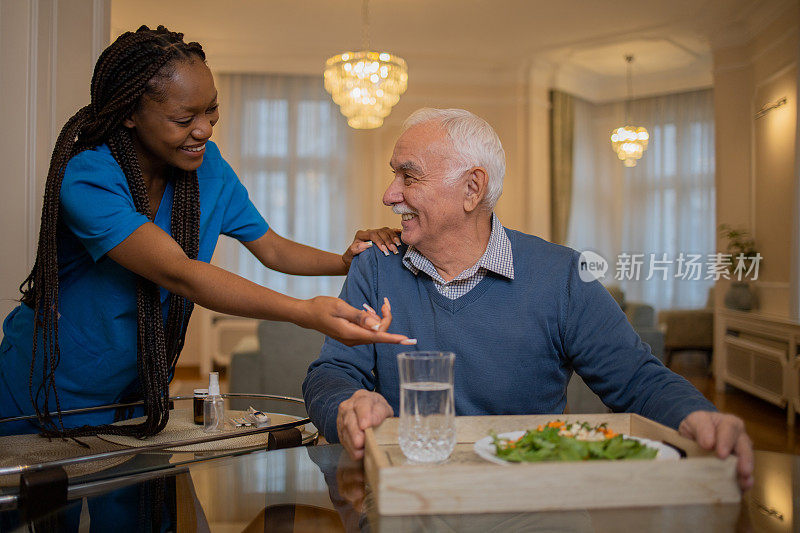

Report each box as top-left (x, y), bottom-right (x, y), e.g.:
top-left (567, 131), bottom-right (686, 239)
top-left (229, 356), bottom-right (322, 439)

top-left (97, 409), bottom-right (316, 452)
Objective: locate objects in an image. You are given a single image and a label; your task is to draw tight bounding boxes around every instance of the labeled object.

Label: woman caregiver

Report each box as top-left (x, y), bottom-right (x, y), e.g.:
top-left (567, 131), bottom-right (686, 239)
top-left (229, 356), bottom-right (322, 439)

top-left (0, 25), bottom-right (409, 438)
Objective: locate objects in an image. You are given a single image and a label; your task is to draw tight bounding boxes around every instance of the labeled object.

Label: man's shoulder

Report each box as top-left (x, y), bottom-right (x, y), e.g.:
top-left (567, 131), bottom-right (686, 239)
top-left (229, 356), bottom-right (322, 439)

top-left (504, 227), bottom-right (579, 264)
top-left (348, 243), bottom-right (410, 279)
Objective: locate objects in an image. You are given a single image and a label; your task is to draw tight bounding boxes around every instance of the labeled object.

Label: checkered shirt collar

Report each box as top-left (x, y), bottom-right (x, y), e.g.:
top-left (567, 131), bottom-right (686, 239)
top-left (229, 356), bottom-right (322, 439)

top-left (402, 213), bottom-right (515, 282)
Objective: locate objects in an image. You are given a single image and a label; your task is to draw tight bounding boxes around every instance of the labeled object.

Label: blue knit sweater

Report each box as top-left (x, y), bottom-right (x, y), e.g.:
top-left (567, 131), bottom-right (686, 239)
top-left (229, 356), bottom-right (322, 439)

top-left (303, 228), bottom-right (715, 442)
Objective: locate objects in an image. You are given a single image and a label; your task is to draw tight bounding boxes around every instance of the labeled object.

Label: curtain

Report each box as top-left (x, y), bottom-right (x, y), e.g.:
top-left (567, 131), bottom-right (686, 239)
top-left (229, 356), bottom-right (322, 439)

top-left (568, 89), bottom-right (716, 310)
top-left (550, 91), bottom-right (575, 245)
top-left (213, 74), bottom-right (353, 299)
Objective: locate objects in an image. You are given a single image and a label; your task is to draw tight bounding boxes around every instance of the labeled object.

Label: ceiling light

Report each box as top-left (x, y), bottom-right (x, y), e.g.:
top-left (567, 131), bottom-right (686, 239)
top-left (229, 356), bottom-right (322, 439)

top-left (324, 0), bottom-right (408, 129)
top-left (611, 55), bottom-right (649, 167)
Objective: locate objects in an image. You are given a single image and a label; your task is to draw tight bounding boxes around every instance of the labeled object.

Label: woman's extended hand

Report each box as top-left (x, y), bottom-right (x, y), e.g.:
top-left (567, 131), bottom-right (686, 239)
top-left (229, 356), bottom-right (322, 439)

top-left (342, 227), bottom-right (403, 270)
top-left (299, 296), bottom-right (415, 346)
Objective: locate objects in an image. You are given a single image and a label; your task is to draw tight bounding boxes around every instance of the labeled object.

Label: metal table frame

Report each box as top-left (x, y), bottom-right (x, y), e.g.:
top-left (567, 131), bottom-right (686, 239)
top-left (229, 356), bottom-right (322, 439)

top-left (0, 393), bottom-right (312, 511)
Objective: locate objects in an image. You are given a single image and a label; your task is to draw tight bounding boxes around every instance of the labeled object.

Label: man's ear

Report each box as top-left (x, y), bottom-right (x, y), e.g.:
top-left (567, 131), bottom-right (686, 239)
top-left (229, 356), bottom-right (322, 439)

top-left (463, 167), bottom-right (488, 213)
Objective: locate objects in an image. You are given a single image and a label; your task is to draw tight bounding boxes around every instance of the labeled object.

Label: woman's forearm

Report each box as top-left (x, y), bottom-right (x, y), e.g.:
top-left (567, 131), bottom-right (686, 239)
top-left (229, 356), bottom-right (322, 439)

top-left (244, 230), bottom-right (348, 276)
top-left (106, 223), bottom-right (313, 324)
top-left (105, 222), bottom-right (410, 346)
top-left (169, 258), bottom-right (311, 323)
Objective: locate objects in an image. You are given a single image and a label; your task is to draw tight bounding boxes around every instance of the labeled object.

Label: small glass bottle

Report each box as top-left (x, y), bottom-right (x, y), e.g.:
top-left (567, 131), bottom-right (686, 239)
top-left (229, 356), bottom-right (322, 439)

top-left (203, 372), bottom-right (225, 433)
top-left (193, 388), bottom-right (208, 425)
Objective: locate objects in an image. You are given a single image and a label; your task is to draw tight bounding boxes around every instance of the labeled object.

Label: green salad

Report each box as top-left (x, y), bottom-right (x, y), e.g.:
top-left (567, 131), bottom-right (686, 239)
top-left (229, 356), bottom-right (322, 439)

top-left (491, 420), bottom-right (658, 462)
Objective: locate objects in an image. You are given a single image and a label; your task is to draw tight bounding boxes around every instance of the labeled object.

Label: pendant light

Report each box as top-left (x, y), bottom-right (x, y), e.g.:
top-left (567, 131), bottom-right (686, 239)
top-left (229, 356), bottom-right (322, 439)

top-left (611, 55), bottom-right (649, 167)
top-left (324, 0), bottom-right (408, 129)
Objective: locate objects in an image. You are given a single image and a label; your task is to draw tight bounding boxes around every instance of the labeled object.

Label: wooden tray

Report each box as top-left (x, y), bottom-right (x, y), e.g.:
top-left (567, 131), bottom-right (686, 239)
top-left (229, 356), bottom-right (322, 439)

top-left (364, 414), bottom-right (739, 515)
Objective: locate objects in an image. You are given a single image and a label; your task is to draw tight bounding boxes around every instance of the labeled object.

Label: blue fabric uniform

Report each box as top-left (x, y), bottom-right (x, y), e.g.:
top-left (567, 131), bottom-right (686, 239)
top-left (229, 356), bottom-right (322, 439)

top-left (0, 141), bottom-right (268, 434)
top-left (303, 228), bottom-right (716, 442)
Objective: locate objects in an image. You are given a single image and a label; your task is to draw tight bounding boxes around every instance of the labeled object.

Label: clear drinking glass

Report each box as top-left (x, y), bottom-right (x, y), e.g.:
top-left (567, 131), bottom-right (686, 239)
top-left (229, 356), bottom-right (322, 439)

top-left (397, 351), bottom-right (456, 462)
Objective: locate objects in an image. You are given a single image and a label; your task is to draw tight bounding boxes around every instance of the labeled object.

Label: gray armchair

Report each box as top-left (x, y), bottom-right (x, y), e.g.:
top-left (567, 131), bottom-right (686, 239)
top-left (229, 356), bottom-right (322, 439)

top-left (657, 289), bottom-right (714, 368)
top-left (229, 321), bottom-right (323, 417)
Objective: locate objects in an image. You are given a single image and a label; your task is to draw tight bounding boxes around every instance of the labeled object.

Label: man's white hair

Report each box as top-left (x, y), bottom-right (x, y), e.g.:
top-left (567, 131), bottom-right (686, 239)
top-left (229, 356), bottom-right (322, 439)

top-left (403, 108), bottom-right (506, 209)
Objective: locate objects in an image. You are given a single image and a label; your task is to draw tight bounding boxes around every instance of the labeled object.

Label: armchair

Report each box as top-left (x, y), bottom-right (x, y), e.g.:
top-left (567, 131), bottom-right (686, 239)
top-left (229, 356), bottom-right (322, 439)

top-left (229, 321), bottom-right (324, 418)
top-left (657, 289), bottom-right (714, 368)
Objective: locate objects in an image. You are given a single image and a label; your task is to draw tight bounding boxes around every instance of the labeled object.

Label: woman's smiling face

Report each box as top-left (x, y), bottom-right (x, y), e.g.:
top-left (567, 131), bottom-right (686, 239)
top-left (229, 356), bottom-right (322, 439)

top-left (123, 58), bottom-right (219, 177)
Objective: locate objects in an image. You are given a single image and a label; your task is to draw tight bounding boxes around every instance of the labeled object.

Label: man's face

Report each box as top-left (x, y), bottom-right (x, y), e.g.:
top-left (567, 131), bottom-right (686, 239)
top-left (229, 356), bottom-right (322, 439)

top-left (384, 122), bottom-right (466, 249)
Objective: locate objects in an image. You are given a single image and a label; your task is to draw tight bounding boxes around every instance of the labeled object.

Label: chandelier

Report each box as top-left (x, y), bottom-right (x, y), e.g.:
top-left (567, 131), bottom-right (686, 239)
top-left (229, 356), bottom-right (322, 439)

top-left (611, 55), bottom-right (649, 167)
top-left (324, 0), bottom-right (408, 129)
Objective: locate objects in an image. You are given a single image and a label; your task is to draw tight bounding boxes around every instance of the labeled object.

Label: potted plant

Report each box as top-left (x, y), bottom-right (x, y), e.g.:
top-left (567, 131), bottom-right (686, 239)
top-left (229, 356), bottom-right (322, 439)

top-left (718, 224), bottom-right (760, 311)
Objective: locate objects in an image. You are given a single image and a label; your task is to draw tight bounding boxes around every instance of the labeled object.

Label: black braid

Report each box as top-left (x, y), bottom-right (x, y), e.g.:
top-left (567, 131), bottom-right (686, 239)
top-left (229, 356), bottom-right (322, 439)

top-left (20, 25), bottom-right (204, 438)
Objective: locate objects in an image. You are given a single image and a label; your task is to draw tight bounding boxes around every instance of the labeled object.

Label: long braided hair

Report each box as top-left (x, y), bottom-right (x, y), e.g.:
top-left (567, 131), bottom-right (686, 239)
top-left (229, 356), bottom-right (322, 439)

top-left (19, 25), bottom-right (204, 438)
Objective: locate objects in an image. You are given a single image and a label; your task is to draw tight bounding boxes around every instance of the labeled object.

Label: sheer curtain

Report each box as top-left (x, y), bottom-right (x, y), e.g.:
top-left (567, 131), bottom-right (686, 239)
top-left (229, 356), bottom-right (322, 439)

top-left (568, 89), bottom-right (715, 310)
top-left (213, 74), bottom-right (353, 299)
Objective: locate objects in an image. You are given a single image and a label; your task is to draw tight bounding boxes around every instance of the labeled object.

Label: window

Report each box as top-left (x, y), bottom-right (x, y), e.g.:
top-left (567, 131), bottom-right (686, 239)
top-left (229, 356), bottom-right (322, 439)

top-left (569, 89), bottom-right (715, 309)
top-left (214, 74), bottom-right (352, 299)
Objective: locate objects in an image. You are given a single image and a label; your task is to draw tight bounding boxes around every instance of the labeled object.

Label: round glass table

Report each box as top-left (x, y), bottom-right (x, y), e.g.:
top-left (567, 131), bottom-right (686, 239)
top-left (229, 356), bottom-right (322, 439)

top-left (1, 443), bottom-right (797, 532)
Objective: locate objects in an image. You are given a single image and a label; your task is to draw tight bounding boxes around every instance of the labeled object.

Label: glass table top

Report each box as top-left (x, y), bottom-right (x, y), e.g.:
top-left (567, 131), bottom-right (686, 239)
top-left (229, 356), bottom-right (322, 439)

top-left (2, 443), bottom-right (798, 532)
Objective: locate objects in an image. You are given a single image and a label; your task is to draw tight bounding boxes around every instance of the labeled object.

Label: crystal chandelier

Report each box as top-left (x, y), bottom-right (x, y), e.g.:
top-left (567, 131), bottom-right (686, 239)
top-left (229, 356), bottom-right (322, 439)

top-left (611, 55), bottom-right (649, 167)
top-left (324, 0), bottom-right (408, 129)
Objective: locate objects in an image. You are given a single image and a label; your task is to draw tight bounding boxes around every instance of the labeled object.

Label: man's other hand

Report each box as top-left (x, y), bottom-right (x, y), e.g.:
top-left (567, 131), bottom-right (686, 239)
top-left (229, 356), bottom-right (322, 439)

top-left (337, 389), bottom-right (393, 460)
top-left (679, 410), bottom-right (754, 491)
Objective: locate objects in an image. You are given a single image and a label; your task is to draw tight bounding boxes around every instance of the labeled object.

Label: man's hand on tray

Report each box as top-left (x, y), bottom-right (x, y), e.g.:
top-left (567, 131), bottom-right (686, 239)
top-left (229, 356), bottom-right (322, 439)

top-left (679, 410), bottom-right (754, 491)
top-left (337, 389), bottom-right (393, 460)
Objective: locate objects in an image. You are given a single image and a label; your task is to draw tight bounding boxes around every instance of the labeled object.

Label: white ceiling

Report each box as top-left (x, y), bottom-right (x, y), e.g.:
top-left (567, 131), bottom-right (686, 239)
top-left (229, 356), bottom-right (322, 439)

top-left (111, 0), bottom-right (793, 102)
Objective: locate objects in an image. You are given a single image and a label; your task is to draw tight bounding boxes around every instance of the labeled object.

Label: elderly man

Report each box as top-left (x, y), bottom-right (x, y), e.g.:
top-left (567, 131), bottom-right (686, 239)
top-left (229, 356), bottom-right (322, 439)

top-left (303, 108), bottom-right (754, 489)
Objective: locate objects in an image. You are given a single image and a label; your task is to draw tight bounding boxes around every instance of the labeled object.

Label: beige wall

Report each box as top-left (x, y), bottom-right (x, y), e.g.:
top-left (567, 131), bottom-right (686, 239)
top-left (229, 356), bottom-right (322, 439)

top-left (713, 2), bottom-right (799, 317)
top-left (0, 0), bottom-right (110, 340)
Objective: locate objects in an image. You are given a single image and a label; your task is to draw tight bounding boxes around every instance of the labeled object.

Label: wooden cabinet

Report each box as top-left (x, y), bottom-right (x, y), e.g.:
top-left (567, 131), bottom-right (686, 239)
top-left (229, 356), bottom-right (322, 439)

top-left (714, 309), bottom-right (800, 425)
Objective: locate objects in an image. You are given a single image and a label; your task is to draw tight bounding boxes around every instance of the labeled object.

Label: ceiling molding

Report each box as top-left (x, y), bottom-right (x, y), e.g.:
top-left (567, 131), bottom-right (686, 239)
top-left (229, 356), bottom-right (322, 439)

top-left (209, 48), bottom-right (526, 87)
top-left (112, 0), bottom-right (791, 101)
top-left (542, 35), bottom-right (713, 103)
top-left (552, 60), bottom-right (713, 103)
top-left (710, 0), bottom-right (796, 50)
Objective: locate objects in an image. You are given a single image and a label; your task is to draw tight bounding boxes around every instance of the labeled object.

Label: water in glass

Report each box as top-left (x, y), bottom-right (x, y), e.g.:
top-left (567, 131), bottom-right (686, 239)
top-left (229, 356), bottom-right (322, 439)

top-left (398, 381), bottom-right (456, 462)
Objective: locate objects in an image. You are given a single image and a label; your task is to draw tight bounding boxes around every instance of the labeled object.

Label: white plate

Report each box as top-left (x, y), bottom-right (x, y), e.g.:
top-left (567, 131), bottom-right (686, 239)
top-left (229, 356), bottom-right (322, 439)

top-left (473, 430), bottom-right (681, 465)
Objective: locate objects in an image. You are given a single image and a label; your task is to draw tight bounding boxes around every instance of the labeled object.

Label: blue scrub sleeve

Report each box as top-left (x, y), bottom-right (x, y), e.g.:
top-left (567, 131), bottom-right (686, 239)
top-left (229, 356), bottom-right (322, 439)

top-left (219, 158), bottom-right (269, 242)
top-left (61, 151), bottom-right (149, 262)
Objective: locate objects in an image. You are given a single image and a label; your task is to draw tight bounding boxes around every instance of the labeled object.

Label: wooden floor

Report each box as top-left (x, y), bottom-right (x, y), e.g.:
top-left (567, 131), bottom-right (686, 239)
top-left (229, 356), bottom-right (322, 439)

top-left (171, 365), bottom-right (229, 397)
top-left (670, 351), bottom-right (800, 455)
top-left (173, 352), bottom-right (800, 455)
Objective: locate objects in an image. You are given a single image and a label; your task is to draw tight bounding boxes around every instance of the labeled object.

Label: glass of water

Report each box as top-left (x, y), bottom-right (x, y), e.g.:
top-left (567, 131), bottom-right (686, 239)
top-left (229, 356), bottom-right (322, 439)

top-left (397, 351), bottom-right (456, 463)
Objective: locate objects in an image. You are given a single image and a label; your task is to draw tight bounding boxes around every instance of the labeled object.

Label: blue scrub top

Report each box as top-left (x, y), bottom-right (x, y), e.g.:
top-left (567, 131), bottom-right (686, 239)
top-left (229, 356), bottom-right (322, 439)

top-left (0, 141), bottom-right (268, 433)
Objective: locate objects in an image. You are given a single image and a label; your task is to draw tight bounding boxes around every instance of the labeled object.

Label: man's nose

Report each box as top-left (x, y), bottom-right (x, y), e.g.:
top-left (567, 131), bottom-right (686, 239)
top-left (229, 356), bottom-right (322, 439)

top-left (383, 178), bottom-right (403, 206)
